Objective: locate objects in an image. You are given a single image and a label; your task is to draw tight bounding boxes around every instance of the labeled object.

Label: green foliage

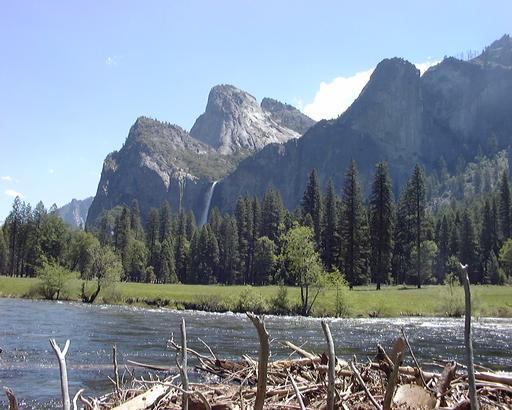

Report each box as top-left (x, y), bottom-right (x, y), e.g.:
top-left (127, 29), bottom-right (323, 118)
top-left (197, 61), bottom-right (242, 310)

top-left (369, 162), bottom-right (394, 289)
top-left (82, 246), bottom-right (122, 303)
top-left (281, 226), bottom-right (326, 315)
top-left (37, 261), bottom-right (76, 300)
top-left (235, 286), bottom-right (268, 314)
top-left (270, 284), bottom-right (291, 315)
top-left (499, 239), bottom-right (512, 278)
top-left (340, 161), bottom-right (370, 288)
top-left (437, 276), bottom-right (465, 317)
top-left (321, 180), bottom-right (341, 271)
top-left (302, 169), bottom-right (323, 245)
top-left (253, 236), bottom-right (275, 285)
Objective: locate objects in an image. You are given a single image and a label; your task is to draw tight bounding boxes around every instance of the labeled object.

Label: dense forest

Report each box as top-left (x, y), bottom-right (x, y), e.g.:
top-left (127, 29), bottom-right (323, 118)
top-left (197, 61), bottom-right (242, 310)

top-left (2, 155), bottom-right (512, 294)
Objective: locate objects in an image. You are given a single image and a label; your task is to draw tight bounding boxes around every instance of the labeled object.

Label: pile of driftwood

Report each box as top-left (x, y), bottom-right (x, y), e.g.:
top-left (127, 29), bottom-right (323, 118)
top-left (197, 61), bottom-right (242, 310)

top-left (72, 314), bottom-right (510, 410)
top-left (3, 267), bottom-right (511, 409)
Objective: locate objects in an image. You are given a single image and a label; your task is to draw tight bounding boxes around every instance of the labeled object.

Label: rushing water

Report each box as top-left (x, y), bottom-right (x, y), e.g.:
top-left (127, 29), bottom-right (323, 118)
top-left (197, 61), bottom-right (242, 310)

top-left (0, 298), bottom-right (511, 408)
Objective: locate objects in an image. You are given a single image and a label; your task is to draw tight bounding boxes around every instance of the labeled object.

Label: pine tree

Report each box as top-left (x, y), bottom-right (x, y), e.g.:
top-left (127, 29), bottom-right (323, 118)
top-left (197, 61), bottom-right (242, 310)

top-left (449, 213), bottom-right (460, 257)
top-left (174, 212), bottom-right (189, 283)
top-left (130, 199), bottom-right (144, 240)
top-left (369, 162), bottom-right (394, 290)
top-left (6, 196), bottom-right (22, 275)
top-left (235, 197), bottom-right (250, 283)
top-left (391, 194), bottom-right (413, 285)
top-left (302, 169), bottom-right (323, 246)
top-left (261, 186), bottom-right (284, 244)
top-left (499, 171), bottom-right (511, 240)
top-left (408, 165), bottom-right (426, 288)
top-left (159, 202), bottom-right (173, 242)
top-left (254, 236), bottom-right (276, 285)
top-left (218, 216), bottom-right (240, 284)
top-left (340, 161), bottom-right (370, 288)
top-left (0, 228), bottom-right (8, 274)
top-left (460, 209), bottom-right (479, 283)
top-left (159, 237), bottom-right (177, 283)
top-left (480, 200), bottom-right (496, 268)
top-left (185, 211), bottom-right (197, 241)
top-left (146, 208), bottom-right (160, 251)
top-left (114, 206), bottom-right (132, 273)
top-left (435, 215), bottom-right (450, 283)
top-left (321, 180), bottom-right (340, 271)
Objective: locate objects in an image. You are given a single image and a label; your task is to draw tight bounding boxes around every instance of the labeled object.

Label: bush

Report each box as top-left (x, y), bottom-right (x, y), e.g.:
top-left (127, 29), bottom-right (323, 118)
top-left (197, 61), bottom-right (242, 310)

top-left (37, 261), bottom-right (76, 300)
top-left (437, 276), bottom-right (465, 317)
top-left (102, 285), bottom-right (124, 304)
top-left (236, 286), bottom-right (268, 314)
top-left (270, 285), bottom-right (291, 315)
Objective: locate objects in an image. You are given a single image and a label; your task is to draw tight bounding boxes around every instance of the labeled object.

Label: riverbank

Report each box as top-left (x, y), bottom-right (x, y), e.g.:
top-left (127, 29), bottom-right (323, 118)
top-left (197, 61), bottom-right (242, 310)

top-left (1, 276), bottom-right (511, 317)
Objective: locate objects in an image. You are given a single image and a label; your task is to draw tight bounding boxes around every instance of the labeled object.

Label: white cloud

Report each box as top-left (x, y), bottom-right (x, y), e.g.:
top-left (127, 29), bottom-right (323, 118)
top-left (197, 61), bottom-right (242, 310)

top-left (304, 68), bottom-right (374, 121)
top-left (106, 56), bottom-right (118, 66)
top-left (1, 176), bottom-right (12, 181)
top-left (5, 189), bottom-right (24, 198)
top-left (49, 169), bottom-right (55, 174)
top-left (303, 61), bottom-right (438, 121)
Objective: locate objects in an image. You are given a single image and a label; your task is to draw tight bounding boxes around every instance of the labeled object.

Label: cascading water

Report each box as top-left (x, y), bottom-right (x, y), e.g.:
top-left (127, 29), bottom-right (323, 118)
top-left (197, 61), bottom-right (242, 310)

top-left (200, 180), bottom-right (218, 225)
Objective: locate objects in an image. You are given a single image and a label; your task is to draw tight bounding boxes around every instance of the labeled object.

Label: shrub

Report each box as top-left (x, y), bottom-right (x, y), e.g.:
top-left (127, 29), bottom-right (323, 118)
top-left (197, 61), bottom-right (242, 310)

top-left (270, 285), bottom-right (290, 315)
top-left (37, 261), bottom-right (76, 300)
top-left (236, 286), bottom-right (267, 314)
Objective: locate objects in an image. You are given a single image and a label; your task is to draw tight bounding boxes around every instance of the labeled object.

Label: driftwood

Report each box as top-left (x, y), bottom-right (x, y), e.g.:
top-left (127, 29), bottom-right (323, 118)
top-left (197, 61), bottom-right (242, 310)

top-left (321, 320), bottom-right (335, 410)
top-left (3, 387), bottom-right (18, 410)
top-left (178, 318), bottom-right (189, 410)
top-left (49, 338), bottom-right (71, 410)
top-left (111, 384), bottom-right (168, 410)
top-left (246, 313), bottom-right (269, 410)
top-left (460, 263), bottom-right (479, 410)
top-left (34, 311), bottom-right (510, 410)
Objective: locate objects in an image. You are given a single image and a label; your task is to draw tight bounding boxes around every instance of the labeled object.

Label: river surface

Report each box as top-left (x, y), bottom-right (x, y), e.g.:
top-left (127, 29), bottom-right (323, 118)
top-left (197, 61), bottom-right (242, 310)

top-left (0, 298), bottom-right (511, 408)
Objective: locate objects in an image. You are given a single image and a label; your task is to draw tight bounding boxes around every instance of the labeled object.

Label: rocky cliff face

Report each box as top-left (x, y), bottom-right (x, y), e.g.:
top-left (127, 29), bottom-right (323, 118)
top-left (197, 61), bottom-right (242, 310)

top-left (86, 117), bottom-right (237, 225)
top-left (57, 197), bottom-right (93, 228)
top-left (211, 37), bottom-right (512, 212)
top-left (261, 98), bottom-right (316, 135)
top-left (190, 85), bottom-right (299, 155)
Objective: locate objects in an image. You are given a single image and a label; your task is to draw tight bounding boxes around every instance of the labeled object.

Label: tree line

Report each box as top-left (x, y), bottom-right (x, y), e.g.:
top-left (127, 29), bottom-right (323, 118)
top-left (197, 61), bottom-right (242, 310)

top-left (2, 160), bottom-right (512, 290)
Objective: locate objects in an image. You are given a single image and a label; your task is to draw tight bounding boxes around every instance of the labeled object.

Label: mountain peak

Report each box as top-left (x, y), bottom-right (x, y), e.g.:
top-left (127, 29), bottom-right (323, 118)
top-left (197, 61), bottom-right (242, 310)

top-left (473, 34), bottom-right (512, 68)
top-left (190, 84), bottom-right (299, 155)
top-left (261, 98), bottom-right (316, 135)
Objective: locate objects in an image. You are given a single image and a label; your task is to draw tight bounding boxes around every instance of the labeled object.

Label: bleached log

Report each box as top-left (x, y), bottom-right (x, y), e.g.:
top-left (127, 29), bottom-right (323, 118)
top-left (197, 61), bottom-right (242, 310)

top-left (49, 338), bottom-right (71, 410)
top-left (179, 318), bottom-right (190, 410)
top-left (247, 312), bottom-right (269, 410)
top-left (111, 384), bottom-right (167, 410)
top-left (3, 387), bottom-right (18, 410)
top-left (321, 320), bottom-right (336, 410)
top-left (460, 263), bottom-right (479, 410)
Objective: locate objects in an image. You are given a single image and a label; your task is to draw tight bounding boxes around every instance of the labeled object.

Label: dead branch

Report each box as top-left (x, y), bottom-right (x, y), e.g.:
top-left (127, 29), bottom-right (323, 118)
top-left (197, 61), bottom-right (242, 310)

top-left (179, 318), bottom-right (190, 410)
top-left (247, 312), bottom-right (269, 410)
top-left (321, 320), bottom-right (336, 410)
top-left (3, 387), bottom-right (18, 410)
top-left (49, 338), bottom-right (71, 410)
top-left (460, 264), bottom-right (479, 410)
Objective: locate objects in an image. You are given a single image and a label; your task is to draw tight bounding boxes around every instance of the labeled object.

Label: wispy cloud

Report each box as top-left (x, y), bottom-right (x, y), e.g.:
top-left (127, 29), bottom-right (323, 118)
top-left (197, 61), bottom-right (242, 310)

top-left (49, 169), bottom-right (55, 174)
top-left (1, 176), bottom-right (12, 181)
top-left (5, 189), bottom-right (24, 199)
top-left (106, 56), bottom-right (119, 66)
top-left (303, 61), bottom-right (438, 121)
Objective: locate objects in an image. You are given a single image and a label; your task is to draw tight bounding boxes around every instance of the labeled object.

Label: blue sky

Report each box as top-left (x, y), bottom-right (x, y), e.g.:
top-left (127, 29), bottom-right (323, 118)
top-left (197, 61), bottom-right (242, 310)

top-left (1, 0), bottom-right (511, 219)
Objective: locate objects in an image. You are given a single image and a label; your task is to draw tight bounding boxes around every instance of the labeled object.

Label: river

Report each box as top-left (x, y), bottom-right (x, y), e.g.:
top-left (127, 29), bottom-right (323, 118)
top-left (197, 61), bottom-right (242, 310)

top-left (0, 298), bottom-right (511, 408)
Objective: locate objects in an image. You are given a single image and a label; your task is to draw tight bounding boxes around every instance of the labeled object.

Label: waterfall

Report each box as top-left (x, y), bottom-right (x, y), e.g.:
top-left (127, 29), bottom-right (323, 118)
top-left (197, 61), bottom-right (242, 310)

top-left (200, 181), bottom-right (218, 226)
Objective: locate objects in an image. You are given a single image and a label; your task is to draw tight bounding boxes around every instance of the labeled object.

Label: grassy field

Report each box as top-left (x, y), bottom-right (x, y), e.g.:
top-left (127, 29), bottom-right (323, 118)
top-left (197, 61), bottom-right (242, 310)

top-left (1, 275), bottom-right (511, 317)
